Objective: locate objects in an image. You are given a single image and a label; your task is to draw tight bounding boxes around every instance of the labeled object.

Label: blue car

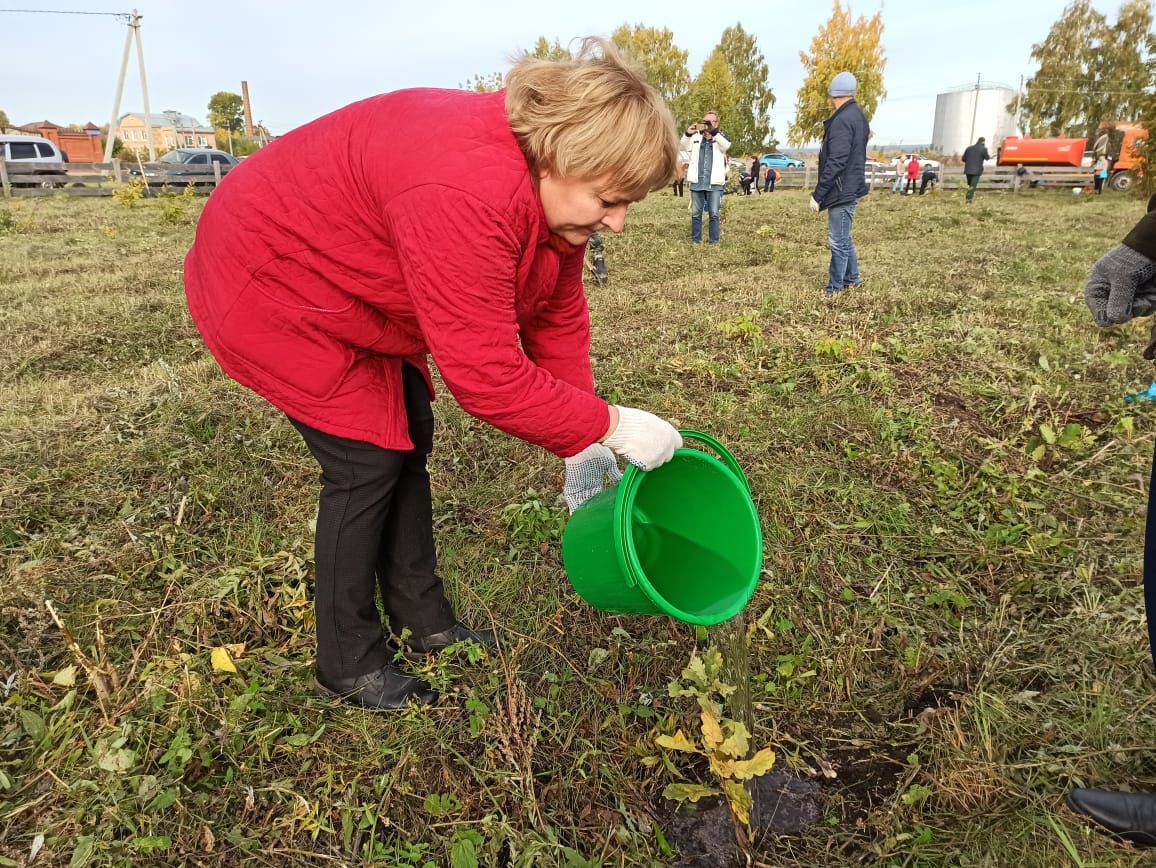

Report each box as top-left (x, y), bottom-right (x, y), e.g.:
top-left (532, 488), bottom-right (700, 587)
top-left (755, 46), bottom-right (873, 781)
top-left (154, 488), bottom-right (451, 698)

top-left (759, 152), bottom-right (805, 170)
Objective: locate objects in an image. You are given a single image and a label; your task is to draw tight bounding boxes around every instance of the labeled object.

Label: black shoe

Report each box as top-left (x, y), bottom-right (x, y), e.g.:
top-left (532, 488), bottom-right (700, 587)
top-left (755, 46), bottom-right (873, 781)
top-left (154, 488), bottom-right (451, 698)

top-left (591, 254), bottom-right (609, 287)
top-left (403, 621), bottom-right (497, 656)
top-left (1068, 788), bottom-right (1156, 847)
top-left (314, 663), bottom-right (438, 710)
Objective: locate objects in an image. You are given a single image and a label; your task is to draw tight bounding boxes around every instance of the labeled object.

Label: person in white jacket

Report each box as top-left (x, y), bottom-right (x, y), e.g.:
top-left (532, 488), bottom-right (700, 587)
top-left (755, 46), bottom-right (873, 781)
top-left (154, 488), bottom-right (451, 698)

top-left (680, 111), bottom-right (731, 244)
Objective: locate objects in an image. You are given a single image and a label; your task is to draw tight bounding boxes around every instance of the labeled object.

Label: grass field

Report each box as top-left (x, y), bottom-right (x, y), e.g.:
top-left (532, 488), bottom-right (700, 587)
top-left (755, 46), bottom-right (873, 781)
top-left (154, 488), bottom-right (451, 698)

top-left (4, 184), bottom-right (1156, 867)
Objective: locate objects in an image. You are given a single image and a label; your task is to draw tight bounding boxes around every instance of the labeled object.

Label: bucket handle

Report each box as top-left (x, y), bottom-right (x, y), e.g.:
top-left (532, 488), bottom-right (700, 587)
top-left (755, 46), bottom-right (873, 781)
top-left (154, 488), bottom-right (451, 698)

top-left (678, 429), bottom-right (752, 494)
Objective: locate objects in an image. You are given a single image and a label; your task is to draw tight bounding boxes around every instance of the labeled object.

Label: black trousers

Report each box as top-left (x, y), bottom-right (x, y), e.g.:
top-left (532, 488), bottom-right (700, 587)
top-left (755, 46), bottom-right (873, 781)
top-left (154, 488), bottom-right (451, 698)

top-left (290, 364), bottom-right (455, 679)
top-left (672, 178), bottom-right (685, 196)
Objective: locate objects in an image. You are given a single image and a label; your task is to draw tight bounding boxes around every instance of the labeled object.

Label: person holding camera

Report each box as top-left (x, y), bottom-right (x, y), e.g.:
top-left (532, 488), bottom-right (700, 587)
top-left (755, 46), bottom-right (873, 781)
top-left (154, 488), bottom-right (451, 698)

top-left (680, 112), bottom-right (731, 244)
top-left (183, 39), bottom-right (684, 711)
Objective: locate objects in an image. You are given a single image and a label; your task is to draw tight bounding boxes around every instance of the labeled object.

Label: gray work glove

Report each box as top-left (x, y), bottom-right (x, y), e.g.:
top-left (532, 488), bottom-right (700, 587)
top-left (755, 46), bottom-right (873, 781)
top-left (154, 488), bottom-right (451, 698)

top-left (1084, 244), bottom-right (1156, 327)
top-left (563, 443), bottom-right (622, 513)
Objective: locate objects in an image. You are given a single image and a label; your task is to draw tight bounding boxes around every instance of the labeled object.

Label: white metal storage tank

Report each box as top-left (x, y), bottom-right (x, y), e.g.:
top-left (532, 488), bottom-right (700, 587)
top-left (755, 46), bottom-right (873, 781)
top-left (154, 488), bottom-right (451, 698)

top-left (931, 83), bottom-right (1018, 156)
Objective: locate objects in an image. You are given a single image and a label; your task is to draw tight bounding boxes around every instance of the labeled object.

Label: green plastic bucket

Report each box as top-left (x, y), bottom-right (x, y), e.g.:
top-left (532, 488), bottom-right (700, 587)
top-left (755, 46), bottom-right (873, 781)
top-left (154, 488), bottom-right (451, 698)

top-left (561, 430), bottom-right (762, 626)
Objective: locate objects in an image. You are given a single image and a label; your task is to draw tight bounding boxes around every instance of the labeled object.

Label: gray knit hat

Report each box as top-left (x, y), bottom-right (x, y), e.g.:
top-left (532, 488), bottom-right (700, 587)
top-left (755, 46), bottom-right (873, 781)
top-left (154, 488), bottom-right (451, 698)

top-left (829, 71), bottom-right (857, 97)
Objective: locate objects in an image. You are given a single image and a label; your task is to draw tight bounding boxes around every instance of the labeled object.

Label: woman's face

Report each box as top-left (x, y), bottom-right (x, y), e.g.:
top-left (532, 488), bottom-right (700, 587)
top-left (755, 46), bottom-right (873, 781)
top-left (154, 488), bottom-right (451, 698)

top-left (537, 171), bottom-right (636, 246)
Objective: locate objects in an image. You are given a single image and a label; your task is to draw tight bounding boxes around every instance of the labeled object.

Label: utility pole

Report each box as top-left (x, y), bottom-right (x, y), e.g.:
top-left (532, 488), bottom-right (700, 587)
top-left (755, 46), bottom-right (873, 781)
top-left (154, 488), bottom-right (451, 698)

top-left (241, 80), bottom-right (255, 138)
top-left (104, 10), bottom-right (153, 161)
top-left (1015, 74), bottom-right (1025, 135)
top-left (968, 72), bottom-right (981, 145)
top-left (132, 10), bottom-right (154, 160)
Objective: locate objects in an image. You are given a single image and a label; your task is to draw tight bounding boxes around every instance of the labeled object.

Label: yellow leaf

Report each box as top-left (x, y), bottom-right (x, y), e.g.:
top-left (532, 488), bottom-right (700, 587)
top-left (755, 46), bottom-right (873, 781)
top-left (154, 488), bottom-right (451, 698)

top-left (210, 646), bottom-right (237, 673)
top-left (723, 779), bottom-right (752, 827)
top-left (700, 708), bottom-right (724, 751)
top-left (718, 720), bottom-right (750, 759)
top-left (655, 730), bottom-right (700, 753)
top-left (662, 783), bottom-right (719, 804)
top-left (224, 643), bottom-right (246, 658)
top-left (52, 665), bottom-right (77, 687)
top-left (655, 729), bottom-right (700, 753)
top-left (731, 748), bottom-right (776, 780)
top-left (709, 754), bottom-right (735, 779)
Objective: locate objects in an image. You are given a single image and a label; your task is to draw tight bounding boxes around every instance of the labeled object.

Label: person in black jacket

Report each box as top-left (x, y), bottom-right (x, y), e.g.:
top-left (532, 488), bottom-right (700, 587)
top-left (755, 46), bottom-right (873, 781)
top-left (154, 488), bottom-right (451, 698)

top-left (811, 71), bottom-right (870, 295)
top-left (1070, 193), bottom-right (1156, 847)
top-left (961, 137), bottom-right (992, 204)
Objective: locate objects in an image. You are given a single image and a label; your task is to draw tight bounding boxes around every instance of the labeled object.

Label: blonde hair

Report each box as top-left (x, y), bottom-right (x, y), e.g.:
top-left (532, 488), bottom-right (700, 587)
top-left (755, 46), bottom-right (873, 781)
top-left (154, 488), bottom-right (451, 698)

top-left (505, 37), bottom-right (678, 199)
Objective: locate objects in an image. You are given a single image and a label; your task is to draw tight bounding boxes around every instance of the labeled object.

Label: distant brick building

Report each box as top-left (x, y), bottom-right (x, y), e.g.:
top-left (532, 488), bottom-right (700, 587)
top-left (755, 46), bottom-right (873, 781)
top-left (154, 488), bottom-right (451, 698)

top-left (117, 111), bottom-right (215, 153)
top-left (18, 120), bottom-right (104, 162)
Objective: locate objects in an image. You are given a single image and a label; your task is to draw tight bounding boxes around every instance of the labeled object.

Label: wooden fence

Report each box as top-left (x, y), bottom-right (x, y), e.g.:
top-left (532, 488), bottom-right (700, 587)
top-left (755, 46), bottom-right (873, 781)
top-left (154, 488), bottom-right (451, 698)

top-left (0, 160), bottom-right (231, 198)
top-left (753, 164), bottom-right (1098, 193)
top-left (1, 160), bottom-right (1102, 199)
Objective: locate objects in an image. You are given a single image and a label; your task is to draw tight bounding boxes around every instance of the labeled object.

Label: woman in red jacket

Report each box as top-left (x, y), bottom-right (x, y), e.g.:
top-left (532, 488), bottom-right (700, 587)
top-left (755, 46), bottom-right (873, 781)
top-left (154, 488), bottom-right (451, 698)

top-left (184, 39), bottom-right (682, 710)
top-left (905, 157), bottom-right (920, 194)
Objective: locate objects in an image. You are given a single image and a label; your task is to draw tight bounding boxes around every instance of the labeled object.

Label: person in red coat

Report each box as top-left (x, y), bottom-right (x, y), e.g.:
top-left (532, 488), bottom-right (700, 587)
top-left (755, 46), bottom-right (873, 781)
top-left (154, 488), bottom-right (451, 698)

top-left (184, 39), bottom-right (682, 710)
top-left (905, 157), bottom-right (920, 194)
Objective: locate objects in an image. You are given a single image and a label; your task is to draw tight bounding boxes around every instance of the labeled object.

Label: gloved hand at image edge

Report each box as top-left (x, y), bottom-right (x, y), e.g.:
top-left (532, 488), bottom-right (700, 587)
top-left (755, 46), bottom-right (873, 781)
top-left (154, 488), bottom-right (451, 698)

top-left (601, 406), bottom-right (683, 471)
top-left (1084, 244), bottom-right (1156, 327)
top-left (809, 196), bottom-right (821, 213)
top-left (563, 443), bottom-right (622, 513)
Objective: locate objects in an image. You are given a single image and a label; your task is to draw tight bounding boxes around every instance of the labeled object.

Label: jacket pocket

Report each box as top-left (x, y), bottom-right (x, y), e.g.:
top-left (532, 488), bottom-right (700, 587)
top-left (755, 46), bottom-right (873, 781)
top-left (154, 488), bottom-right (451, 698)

top-left (218, 284), bottom-right (358, 402)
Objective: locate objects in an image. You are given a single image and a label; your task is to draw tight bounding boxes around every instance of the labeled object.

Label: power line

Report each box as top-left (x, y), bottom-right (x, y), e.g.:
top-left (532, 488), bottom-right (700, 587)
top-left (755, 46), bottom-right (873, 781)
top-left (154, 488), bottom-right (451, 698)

top-left (0, 7), bottom-right (127, 15)
top-left (1026, 88), bottom-right (1150, 95)
top-left (0, 7), bottom-right (130, 23)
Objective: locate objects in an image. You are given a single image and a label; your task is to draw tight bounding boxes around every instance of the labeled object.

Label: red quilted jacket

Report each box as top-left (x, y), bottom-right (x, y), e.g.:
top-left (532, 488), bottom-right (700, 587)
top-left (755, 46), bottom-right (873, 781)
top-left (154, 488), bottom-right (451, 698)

top-left (184, 88), bottom-right (610, 457)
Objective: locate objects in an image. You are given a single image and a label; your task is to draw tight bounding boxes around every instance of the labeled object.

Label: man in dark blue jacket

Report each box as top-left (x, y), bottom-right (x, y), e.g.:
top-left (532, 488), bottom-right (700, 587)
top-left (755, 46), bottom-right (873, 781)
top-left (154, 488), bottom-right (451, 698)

top-left (961, 137), bottom-right (993, 204)
top-left (811, 71), bottom-right (870, 295)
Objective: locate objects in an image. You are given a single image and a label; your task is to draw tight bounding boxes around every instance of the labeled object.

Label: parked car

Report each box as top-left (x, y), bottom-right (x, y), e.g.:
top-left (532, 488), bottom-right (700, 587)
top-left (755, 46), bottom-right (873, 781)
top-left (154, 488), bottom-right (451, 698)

top-left (760, 152), bottom-right (805, 170)
top-left (1, 134), bottom-right (68, 187)
top-left (890, 152), bottom-right (941, 171)
top-left (129, 148), bottom-right (239, 184)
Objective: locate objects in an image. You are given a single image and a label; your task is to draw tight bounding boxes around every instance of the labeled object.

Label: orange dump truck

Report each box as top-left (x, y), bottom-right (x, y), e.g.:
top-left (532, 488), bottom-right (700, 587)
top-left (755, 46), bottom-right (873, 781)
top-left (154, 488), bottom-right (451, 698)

top-left (997, 123), bottom-right (1147, 191)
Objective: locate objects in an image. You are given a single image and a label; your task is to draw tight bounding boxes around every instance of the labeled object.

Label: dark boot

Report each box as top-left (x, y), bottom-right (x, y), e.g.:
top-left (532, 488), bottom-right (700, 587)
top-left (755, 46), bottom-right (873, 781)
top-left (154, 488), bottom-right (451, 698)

top-left (402, 621), bottom-right (497, 657)
top-left (588, 232), bottom-right (609, 287)
top-left (1068, 788), bottom-right (1156, 847)
top-left (591, 253), bottom-right (609, 287)
top-left (314, 663), bottom-right (438, 709)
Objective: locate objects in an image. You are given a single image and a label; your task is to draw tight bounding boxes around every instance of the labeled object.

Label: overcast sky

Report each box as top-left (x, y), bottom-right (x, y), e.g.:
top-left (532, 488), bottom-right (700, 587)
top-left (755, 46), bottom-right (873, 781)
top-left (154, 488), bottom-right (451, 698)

top-left (2, 0), bottom-right (1135, 147)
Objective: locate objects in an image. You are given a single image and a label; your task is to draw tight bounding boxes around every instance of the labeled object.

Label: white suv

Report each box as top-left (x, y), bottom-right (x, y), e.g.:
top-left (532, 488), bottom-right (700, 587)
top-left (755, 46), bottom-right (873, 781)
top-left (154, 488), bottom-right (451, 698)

top-left (1, 135), bottom-right (67, 187)
top-left (1, 135), bottom-right (65, 163)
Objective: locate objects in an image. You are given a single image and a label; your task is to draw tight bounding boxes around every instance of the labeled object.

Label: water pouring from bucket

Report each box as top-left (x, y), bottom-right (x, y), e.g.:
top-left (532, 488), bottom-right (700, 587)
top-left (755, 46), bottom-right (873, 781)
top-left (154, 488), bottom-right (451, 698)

top-left (561, 431), bottom-right (762, 626)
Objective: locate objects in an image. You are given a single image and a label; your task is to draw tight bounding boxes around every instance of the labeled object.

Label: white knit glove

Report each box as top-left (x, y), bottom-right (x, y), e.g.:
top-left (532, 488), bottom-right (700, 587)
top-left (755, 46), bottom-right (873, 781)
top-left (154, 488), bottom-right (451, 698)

top-left (563, 444), bottom-right (622, 513)
top-left (602, 406), bottom-right (683, 471)
top-left (809, 196), bottom-right (821, 212)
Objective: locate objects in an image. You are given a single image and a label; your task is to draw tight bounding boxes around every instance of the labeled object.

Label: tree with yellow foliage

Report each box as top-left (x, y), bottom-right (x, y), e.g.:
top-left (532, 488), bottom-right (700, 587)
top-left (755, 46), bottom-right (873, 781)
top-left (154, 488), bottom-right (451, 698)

top-left (611, 24), bottom-right (691, 109)
top-left (788, 2), bottom-right (886, 146)
top-left (684, 50), bottom-right (740, 136)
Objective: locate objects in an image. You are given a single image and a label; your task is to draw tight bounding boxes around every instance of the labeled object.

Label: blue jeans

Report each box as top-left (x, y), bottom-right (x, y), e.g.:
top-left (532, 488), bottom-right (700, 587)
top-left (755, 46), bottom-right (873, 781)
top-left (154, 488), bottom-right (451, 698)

top-left (690, 188), bottom-right (723, 243)
top-left (826, 201), bottom-right (859, 292)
